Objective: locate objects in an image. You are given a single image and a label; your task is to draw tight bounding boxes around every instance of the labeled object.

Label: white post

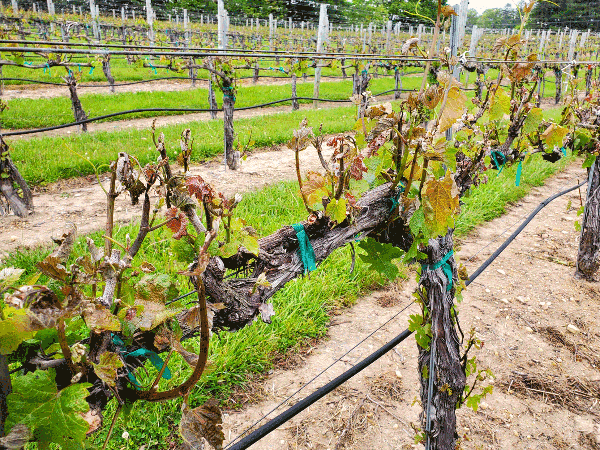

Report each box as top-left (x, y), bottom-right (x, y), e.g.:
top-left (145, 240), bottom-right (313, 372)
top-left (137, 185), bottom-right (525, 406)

top-left (458, 0), bottom-right (468, 46)
top-left (145, 0), bottom-right (154, 44)
top-left (121, 6), bottom-right (125, 22)
top-left (313, 3), bottom-right (328, 108)
top-left (217, 0), bottom-right (226, 49)
top-left (183, 9), bottom-right (189, 45)
top-left (568, 29), bottom-right (578, 61)
top-left (89, 0), bottom-right (99, 39)
top-left (385, 20), bottom-right (392, 52)
top-left (11, 0), bottom-right (17, 14)
top-left (269, 13), bottom-right (274, 51)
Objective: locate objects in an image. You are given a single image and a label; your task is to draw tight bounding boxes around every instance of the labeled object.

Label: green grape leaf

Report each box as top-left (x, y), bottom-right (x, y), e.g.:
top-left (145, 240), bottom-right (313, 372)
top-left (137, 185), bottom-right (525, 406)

top-left (0, 309), bottom-right (38, 355)
top-left (489, 88), bottom-right (510, 122)
top-left (241, 234), bottom-right (259, 256)
top-left (582, 154), bottom-right (597, 169)
top-left (408, 314), bottom-right (431, 349)
top-left (179, 399), bottom-right (224, 450)
top-left (358, 239), bottom-right (403, 280)
top-left (6, 369), bottom-right (92, 450)
top-left (409, 208), bottom-right (426, 235)
top-left (541, 123), bottom-right (568, 148)
top-left (92, 352), bottom-right (124, 388)
top-left (521, 107), bottom-right (542, 135)
top-left (325, 198), bottom-right (347, 224)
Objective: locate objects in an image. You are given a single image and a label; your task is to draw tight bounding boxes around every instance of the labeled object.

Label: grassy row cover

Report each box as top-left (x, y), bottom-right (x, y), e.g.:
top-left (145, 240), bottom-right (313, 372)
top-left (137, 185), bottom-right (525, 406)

top-left (3, 149), bottom-right (575, 449)
top-left (2, 76), bottom-right (413, 129)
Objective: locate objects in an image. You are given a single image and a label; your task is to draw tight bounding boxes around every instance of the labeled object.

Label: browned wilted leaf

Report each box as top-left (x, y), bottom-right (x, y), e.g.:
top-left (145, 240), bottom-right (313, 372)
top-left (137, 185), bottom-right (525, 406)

top-left (83, 306), bottom-right (121, 332)
top-left (186, 175), bottom-right (214, 201)
top-left (179, 399), bottom-right (224, 450)
top-left (36, 256), bottom-right (69, 282)
top-left (92, 352), bottom-right (124, 388)
top-left (441, 5), bottom-right (457, 17)
top-left (422, 85), bottom-right (443, 109)
top-left (165, 207), bottom-right (189, 240)
top-left (401, 37), bottom-right (419, 54)
top-left (438, 87), bottom-right (467, 133)
top-left (0, 424), bottom-right (32, 449)
top-left (172, 339), bottom-right (199, 367)
top-left (50, 224), bottom-right (77, 262)
top-left (128, 299), bottom-right (180, 331)
top-left (422, 174), bottom-right (461, 237)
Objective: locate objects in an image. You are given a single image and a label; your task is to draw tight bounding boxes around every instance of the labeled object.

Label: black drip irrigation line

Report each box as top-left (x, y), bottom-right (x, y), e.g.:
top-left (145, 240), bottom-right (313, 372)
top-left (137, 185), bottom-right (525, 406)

top-left (225, 178), bottom-right (587, 450)
top-left (1, 88), bottom-right (415, 137)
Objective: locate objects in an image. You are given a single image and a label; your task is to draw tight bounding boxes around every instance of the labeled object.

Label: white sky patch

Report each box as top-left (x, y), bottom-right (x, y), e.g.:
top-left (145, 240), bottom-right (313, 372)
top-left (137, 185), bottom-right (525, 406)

top-left (467, 0), bottom-right (517, 14)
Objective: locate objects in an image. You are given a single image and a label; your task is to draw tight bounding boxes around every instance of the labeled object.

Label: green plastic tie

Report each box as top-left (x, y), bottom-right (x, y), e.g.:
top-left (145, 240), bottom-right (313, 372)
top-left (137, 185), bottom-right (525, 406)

top-left (43, 63), bottom-right (50, 74)
top-left (388, 183), bottom-right (406, 213)
top-left (292, 223), bottom-right (317, 274)
top-left (490, 150), bottom-right (505, 176)
top-left (421, 249), bottom-right (454, 292)
top-left (126, 348), bottom-right (172, 380)
top-left (561, 146), bottom-right (567, 156)
top-left (515, 160), bottom-right (523, 186)
top-left (89, 66), bottom-right (94, 75)
top-left (78, 63), bottom-right (81, 72)
top-left (222, 85), bottom-right (236, 101)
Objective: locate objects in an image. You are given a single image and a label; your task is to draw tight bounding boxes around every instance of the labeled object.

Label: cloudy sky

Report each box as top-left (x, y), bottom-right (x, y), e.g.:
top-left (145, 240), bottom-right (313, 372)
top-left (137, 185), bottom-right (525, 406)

top-left (467, 0), bottom-right (516, 14)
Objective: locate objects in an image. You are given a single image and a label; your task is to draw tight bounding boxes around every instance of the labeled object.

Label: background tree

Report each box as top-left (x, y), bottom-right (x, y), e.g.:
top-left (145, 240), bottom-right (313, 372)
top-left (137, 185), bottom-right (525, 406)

top-left (529, 0), bottom-right (600, 31)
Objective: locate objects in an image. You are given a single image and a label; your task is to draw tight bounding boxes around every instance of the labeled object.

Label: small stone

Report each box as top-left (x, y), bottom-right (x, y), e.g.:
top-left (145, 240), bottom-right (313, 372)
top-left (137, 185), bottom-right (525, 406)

top-left (485, 288), bottom-right (490, 293)
top-left (9, 236), bottom-right (17, 242)
top-left (556, 357), bottom-right (562, 363)
top-left (395, 370), bottom-right (403, 379)
top-left (497, 269), bottom-right (506, 275)
top-left (280, 440), bottom-right (285, 444)
top-left (539, 302), bottom-right (546, 306)
top-left (567, 324), bottom-right (580, 334)
top-left (393, 424), bottom-right (399, 429)
top-left (525, 327), bottom-right (533, 332)
top-left (500, 298), bottom-right (509, 304)
top-left (516, 296), bottom-right (528, 304)
top-left (479, 401), bottom-right (489, 410)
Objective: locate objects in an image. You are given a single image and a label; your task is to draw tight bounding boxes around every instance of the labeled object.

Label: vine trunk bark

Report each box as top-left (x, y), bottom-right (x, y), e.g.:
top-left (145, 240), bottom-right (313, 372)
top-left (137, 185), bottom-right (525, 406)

top-left (0, 137), bottom-right (34, 217)
top-left (223, 94), bottom-right (238, 170)
top-left (101, 56), bottom-right (115, 93)
top-left (417, 231), bottom-right (465, 450)
top-left (65, 71), bottom-right (88, 132)
top-left (575, 157), bottom-right (600, 280)
top-left (291, 73), bottom-right (299, 111)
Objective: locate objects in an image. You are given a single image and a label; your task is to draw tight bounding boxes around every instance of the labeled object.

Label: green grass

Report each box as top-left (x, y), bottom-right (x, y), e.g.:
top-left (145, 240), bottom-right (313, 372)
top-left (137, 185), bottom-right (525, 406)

top-left (2, 76), bottom-right (419, 129)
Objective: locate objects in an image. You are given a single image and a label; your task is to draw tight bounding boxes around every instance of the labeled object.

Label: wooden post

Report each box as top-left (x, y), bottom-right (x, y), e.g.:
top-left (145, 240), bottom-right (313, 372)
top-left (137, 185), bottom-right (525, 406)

top-left (313, 3), bottom-right (328, 108)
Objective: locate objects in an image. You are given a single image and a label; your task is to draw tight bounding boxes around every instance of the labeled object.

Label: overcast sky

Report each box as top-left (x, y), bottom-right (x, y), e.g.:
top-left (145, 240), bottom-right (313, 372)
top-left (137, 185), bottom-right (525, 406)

top-left (467, 0), bottom-right (516, 14)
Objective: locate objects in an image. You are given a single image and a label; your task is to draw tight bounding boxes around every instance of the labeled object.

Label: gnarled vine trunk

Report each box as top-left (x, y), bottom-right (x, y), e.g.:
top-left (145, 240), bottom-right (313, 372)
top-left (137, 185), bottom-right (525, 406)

top-left (0, 138), bottom-right (34, 217)
top-left (576, 157), bottom-right (600, 280)
top-left (208, 78), bottom-right (218, 120)
top-left (0, 355), bottom-right (10, 440)
top-left (554, 67), bottom-right (562, 104)
top-left (417, 231), bottom-right (465, 450)
top-left (394, 68), bottom-right (402, 100)
top-left (223, 93), bottom-right (238, 170)
top-left (101, 55), bottom-right (115, 93)
top-left (65, 71), bottom-right (88, 132)
top-left (291, 73), bottom-right (299, 111)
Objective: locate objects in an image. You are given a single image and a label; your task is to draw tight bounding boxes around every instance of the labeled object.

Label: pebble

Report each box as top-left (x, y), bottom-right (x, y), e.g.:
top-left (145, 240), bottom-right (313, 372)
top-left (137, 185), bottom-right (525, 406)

top-left (395, 370), bottom-right (403, 379)
top-left (500, 298), bottom-right (509, 304)
top-left (497, 269), bottom-right (506, 275)
top-left (479, 401), bottom-right (489, 410)
top-left (9, 236), bottom-right (17, 242)
top-left (516, 296), bottom-right (528, 304)
top-left (567, 324), bottom-right (580, 334)
top-left (525, 326), bottom-right (533, 332)
top-left (485, 288), bottom-right (490, 293)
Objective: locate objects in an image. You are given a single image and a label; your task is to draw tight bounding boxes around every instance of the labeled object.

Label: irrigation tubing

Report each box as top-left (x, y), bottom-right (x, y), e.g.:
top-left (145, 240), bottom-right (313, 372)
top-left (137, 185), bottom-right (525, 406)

top-left (225, 178), bottom-right (587, 450)
top-left (1, 89), bottom-right (415, 137)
